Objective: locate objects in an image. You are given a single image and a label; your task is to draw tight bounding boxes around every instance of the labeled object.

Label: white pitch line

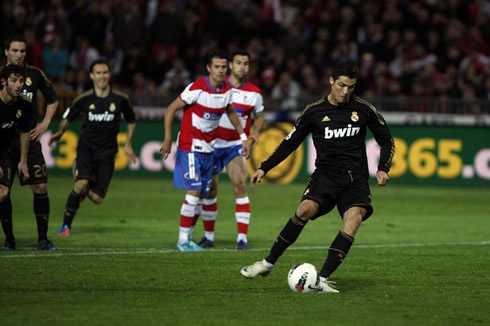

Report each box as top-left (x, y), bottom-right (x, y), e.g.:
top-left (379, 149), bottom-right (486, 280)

top-left (0, 240), bottom-right (489, 259)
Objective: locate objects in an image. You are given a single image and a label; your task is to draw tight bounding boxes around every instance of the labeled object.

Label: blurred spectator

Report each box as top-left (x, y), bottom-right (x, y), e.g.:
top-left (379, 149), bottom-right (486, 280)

top-left (100, 38), bottom-right (124, 79)
top-left (42, 33), bottom-right (69, 81)
top-left (80, 0), bottom-right (108, 50)
top-left (110, 2), bottom-right (146, 51)
top-left (270, 71), bottom-right (302, 111)
top-left (69, 35), bottom-right (99, 71)
top-left (24, 28), bottom-right (43, 67)
top-left (159, 58), bottom-right (191, 97)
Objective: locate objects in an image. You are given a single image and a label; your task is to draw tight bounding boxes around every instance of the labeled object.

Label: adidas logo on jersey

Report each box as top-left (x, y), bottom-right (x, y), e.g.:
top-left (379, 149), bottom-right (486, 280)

top-left (324, 124), bottom-right (360, 139)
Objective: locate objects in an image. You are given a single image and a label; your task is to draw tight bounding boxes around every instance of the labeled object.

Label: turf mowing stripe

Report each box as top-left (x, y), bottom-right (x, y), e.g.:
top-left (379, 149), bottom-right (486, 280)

top-left (1, 240), bottom-right (489, 258)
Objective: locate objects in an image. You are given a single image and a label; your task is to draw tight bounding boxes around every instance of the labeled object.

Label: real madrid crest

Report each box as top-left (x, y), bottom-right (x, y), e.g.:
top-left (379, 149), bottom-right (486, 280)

top-left (109, 102), bottom-right (116, 112)
top-left (16, 109), bottom-right (22, 118)
top-left (351, 111), bottom-right (359, 122)
top-left (25, 77), bottom-right (32, 86)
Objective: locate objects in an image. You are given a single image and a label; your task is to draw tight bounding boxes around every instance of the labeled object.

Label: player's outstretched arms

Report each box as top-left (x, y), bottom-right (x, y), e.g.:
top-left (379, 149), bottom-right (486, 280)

top-left (250, 169), bottom-right (265, 190)
top-left (160, 138), bottom-right (172, 160)
top-left (376, 170), bottom-right (389, 186)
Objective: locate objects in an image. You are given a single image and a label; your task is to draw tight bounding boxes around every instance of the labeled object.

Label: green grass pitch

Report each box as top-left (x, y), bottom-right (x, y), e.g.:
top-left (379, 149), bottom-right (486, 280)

top-left (0, 176), bottom-right (489, 325)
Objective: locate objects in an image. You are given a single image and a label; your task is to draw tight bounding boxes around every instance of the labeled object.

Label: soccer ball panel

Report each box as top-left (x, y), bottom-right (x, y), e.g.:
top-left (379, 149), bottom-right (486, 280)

top-left (287, 262), bottom-right (318, 292)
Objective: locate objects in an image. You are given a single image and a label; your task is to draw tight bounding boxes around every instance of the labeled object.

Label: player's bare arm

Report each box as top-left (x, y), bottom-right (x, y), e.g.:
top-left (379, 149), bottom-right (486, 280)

top-left (31, 100), bottom-right (59, 141)
top-left (161, 97), bottom-right (186, 159)
top-left (250, 114), bottom-right (264, 147)
top-left (49, 119), bottom-right (70, 146)
top-left (18, 131), bottom-right (30, 181)
top-left (123, 122), bottom-right (137, 164)
top-left (250, 169), bottom-right (265, 190)
top-left (0, 166), bottom-right (3, 178)
top-left (225, 104), bottom-right (250, 157)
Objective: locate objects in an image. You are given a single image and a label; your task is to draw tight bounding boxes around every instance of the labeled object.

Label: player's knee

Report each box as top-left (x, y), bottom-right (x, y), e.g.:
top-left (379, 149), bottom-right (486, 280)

top-left (206, 188), bottom-right (217, 199)
top-left (296, 201), bottom-right (319, 221)
top-left (31, 183), bottom-right (47, 194)
top-left (87, 191), bottom-right (104, 204)
top-left (0, 189), bottom-right (8, 202)
top-left (233, 183), bottom-right (247, 197)
top-left (73, 182), bottom-right (88, 194)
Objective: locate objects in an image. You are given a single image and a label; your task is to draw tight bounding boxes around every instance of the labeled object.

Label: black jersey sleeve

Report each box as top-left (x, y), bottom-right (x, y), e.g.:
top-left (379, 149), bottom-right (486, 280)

top-left (368, 109), bottom-right (395, 173)
top-left (120, 94), bottom-right (136, 123)
top-left (63, 97), bottom-right (84, 122)
top-left (260, 110), bottom-right (311, 174)
top-left (36, 69), bottom-right (58, 104)
top-left (19, 100), bottom-right (33, 133)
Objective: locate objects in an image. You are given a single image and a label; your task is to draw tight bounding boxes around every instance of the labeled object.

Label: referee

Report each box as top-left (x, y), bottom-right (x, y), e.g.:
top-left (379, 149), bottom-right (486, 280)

top-left (240, 63), bottom-right (395, 293)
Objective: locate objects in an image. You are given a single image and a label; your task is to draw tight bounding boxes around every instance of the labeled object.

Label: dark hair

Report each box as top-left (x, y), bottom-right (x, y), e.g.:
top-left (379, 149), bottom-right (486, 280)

top-left (331, 63), bottom-right (359, 80)
top-left (1, 64), bottom-right (24, 81)
top-left (89, 58), bottom-right (111, 73)
top-left (230, 49), bottom-right (251, 61)
top-left (4, 34), bottom-right (26, 52)
top-left (206, 49), bottom-right (227, 65)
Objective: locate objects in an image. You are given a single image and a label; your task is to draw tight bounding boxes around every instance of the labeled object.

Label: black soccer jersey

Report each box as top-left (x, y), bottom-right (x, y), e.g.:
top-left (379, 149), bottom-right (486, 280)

top-left (0, 95), bottom-right (33, 149)
top-left (63, 88), bottom-right (136, 150)
top-left (260, 95), bottom-right (394, 176)
top-left (0, 64), bottom-right (58, 128)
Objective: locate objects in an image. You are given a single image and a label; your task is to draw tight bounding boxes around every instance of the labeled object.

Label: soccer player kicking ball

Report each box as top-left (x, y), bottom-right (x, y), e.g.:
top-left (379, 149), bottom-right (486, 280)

top-left (161, 49), bottom-right (250, 252)
top-left (240, 63), bottom-right (395, 293)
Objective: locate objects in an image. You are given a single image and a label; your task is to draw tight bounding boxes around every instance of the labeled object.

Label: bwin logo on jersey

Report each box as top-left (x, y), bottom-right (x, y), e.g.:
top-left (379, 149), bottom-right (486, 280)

top-left (88, 111), bottom-right (115, 121)
top-left (324, 124), bottom-right (360, 139)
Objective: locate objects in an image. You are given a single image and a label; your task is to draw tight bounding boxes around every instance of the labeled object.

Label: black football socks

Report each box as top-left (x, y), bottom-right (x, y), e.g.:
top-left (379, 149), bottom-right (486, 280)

top-left (63, 190), bottom-right (82, 228)
top-left (319, 230), bottom-right (354, 279)
top-left (265, 214), bottom-right (307, 264)
top-left (34, 192), bottom-right (49, 241)
top-left (0, 195), bottom-right (15, 243)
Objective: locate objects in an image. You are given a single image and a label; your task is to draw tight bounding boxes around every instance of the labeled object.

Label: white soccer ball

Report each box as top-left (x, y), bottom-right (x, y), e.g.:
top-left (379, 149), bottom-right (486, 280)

top-left (287, 262), bottom-right (318, 293)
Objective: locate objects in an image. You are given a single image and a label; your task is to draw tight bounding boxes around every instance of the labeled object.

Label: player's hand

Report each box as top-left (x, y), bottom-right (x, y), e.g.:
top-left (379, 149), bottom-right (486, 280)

top-left (30, 122), bottom-right (49, 141)
top-left (160, 138), bottom-right (172, 160)
top-left (18, 162), bottom-right (29, 182)
top-left (250, 169), bottom-right (265, 190)
top-left (124, 144), bottom-right (137, 164)
top-left (0, 166), bottom-right (3, 178)
top-left (242, 140), bottom-right (250, 158)
top-left (49, 131), bottom-right (63, 146)
top-left (250, 133), bottom-right (259, 148)
top-left (376, 170), bottom-right (389, 186)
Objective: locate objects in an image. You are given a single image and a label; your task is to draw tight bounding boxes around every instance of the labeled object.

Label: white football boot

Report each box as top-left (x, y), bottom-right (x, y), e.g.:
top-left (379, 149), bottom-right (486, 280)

top-left (240, 259), bottom-right (274, 278)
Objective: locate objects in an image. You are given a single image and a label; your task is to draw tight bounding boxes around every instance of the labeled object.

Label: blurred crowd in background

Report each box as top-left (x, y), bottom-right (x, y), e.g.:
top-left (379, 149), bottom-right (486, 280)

top-left (1, 0), bottom-right (489, 115)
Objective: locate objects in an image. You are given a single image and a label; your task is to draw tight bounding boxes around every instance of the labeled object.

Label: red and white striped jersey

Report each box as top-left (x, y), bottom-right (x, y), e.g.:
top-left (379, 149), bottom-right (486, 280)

top-left (177, 76), bottom-right (233, 153)
top-left (214, 79), bottom-right (264, 148)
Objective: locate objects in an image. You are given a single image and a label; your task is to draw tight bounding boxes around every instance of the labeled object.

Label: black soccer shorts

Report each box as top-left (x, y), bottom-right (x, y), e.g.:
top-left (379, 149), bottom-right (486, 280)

top-left (10, 138), bottom-right (48, 186)
top-left (301, 169), bottom-right (374, 221)
top-left (74, 143), bottom-right (115, 198)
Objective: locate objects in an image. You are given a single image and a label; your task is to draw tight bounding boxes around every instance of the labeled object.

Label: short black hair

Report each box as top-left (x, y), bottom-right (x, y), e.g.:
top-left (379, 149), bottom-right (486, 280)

top-left (89, 58), bottom-right (111, 73)
top-left (230, 49), bottom-right (251, 61)
top-left (331, 63), bottom-right (359, 80)
top-left (4, 34), bottom-right (26, 52)
top-left (1, 64), bottom-right (24, 81)
top-left (206, 49), bottom-right (227, 65)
